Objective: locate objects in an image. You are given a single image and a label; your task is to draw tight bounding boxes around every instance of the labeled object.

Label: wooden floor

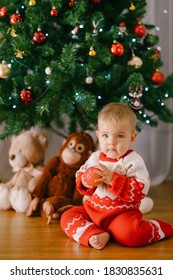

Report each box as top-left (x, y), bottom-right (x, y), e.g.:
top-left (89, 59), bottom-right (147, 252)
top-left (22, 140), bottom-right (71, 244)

top-left (0, 180), bottom-right (173, 260)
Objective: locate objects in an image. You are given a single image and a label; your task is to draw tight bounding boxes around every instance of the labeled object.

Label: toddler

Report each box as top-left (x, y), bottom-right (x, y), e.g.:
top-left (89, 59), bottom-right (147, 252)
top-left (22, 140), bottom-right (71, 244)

top-left (60, 102), bottom-right (173, 249)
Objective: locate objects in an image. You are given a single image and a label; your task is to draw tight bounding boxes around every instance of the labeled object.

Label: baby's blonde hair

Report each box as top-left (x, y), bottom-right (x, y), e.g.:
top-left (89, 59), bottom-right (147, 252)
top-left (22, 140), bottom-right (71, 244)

top-left (98, 102), bottom-right (137, 131)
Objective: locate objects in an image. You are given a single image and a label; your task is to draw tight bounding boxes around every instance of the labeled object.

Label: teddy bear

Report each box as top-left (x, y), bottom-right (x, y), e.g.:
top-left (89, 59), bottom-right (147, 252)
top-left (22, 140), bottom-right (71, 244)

top-left (27, 131), bottom-right (95, 224)
top-left (0, 129), bottom-right (48, 213)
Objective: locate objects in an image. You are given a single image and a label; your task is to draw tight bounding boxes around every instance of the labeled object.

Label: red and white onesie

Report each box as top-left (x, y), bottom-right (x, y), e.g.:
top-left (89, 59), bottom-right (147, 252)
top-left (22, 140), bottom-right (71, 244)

top-left (60, 150), bottom-right (173, 247)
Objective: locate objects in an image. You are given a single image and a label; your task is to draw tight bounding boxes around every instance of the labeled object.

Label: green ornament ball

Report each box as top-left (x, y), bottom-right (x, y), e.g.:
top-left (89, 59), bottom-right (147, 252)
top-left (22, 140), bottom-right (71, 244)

top-left (144, 34), bottom-right (159, 47)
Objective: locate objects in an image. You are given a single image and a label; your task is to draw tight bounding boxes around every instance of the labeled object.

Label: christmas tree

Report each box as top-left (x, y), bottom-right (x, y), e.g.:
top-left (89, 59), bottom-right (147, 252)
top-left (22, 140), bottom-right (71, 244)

top-left (0, 0), bottom-right (173, 139)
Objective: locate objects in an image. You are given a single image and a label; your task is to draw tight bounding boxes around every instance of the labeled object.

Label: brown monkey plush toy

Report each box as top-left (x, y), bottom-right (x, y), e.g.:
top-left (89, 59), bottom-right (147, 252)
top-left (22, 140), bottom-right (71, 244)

top-left (27, 131), bottom-right (95, 224)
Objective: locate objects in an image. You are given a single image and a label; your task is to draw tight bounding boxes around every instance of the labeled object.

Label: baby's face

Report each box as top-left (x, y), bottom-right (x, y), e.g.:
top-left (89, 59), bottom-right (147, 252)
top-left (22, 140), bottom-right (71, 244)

top-left (96, 118), bottom-right (137, 159)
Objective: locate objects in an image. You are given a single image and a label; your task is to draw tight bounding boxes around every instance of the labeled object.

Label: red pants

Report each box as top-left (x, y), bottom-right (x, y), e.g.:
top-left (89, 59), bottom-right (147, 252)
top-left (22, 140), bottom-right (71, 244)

top-left (60, 206), bottom-right (173, 247)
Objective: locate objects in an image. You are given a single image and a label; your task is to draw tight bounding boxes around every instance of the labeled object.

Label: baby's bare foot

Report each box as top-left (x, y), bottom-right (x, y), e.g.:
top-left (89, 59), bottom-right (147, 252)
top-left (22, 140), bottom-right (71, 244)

top-left (89, 232), bottom-right (110, 249)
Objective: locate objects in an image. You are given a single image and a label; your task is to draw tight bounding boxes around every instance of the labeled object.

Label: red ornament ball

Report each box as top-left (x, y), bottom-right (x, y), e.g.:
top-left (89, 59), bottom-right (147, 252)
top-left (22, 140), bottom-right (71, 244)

top-left (110, 42), bottom-right (124, 56)
top-left (10, 13), bottom-right (22, 25)
top-left (20, 89), bottom-right (32, 104)
top-left (0, 6), bottom-right (7, 17)
top-left (83, 166), bottom-right (101, 187)
top-left (133, 23), bottom-right (146, 37)
top-left (151, 70), bottom-right (165, 85)
top-left (33, 30), bottom-right (46, 44)
top-left (50, 8), bottom-right (58, 16)
top-left (69, 1), bottom-right (75, 7)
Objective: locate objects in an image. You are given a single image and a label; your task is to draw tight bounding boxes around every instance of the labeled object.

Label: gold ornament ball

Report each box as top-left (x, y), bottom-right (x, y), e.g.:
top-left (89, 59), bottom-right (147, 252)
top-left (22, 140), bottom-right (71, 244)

top-left (29, 0), bottom-right (36, 6)
top-left (89, 49), bottom-right (96, 56)
top-left (129, 3), bottom-right (136, 11)
top-left (0, 62), bottom-right (11, 78)
top-left (127, 56), bottom-right (143, 69)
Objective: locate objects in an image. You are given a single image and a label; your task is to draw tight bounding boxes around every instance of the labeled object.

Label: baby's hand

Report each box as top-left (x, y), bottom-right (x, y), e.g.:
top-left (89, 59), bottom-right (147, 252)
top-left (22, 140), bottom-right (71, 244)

top-left (95, 163), bottom-right (113, 185)
top-left (82, 174), bottom-right (94, 188)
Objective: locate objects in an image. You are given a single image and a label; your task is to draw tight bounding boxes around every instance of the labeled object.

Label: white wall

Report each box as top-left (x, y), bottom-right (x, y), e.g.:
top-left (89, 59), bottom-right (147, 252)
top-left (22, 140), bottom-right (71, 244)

top-left (133, 0), bottom-right (173, 185)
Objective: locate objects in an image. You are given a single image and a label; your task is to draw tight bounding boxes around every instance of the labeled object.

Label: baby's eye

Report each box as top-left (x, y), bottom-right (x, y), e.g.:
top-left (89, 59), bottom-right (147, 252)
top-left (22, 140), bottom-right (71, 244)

top-left (117, 134), bottom-right (124, 138)
top-left (102, 134), bottom-right (108, 138)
